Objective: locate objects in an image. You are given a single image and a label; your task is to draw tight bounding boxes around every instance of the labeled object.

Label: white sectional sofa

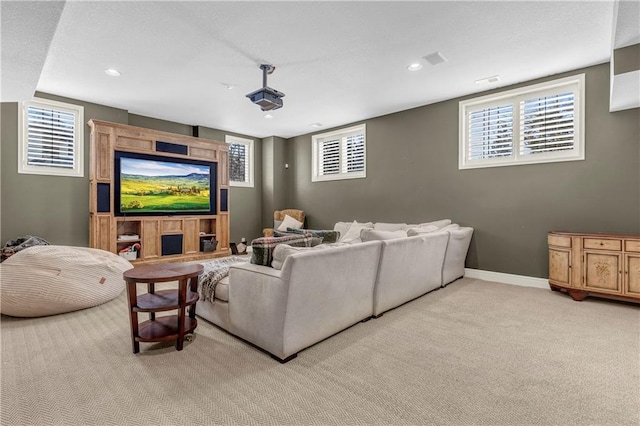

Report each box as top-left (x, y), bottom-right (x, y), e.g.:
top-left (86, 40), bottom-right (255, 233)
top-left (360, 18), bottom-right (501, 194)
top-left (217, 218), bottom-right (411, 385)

top-left (196, 219), bottom-right (473, 362)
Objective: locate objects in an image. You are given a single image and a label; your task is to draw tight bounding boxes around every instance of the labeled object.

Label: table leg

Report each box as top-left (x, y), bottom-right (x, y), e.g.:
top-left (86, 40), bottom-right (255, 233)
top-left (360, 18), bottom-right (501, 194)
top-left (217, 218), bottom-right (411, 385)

top-left (126, 282), bottom-right (140, 354)
top-left (176, 278), bottom-right (186, 351)
top-left (148, 282), bottom-right (155, 321)
top-left (188, 276), bottom-right (198, 319)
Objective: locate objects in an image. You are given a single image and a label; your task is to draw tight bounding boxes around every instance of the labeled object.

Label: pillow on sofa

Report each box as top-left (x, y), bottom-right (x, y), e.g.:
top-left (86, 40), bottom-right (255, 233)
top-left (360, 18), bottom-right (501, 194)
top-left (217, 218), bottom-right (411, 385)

top-left (271, 244), bottom-right (332, 270)
top-left (333, 221), bottom-right (353, 238)
top-left (250, 234), bottom-right (321, 267)
top-left (373, 223), bottom-right (407, 232)
top-left (339, 221), bottom-right (374, 243)
top-left (406, 225), bottom-right (440, 236)
top-left (440, 223), bottom-right (461, 231)
top-left (361, 229), bottom-right (407, 241)
top-left (277, 214), bottom-right (303, 232)
top-left (286, 228), bottom-right (340, 243)
top-left (403, 219), bottom-right (452, 230)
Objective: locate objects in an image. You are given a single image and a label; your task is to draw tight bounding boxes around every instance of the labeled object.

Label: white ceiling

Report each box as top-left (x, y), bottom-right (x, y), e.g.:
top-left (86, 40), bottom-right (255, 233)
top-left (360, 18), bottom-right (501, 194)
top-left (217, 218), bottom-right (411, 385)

top-left (1, 1), bottom-right (634, 138)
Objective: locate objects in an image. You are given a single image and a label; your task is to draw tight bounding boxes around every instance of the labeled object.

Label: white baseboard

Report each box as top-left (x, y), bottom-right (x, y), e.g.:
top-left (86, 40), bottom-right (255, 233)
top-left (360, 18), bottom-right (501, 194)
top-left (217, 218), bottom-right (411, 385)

top-left (464, 268), bottom-right (549, 289)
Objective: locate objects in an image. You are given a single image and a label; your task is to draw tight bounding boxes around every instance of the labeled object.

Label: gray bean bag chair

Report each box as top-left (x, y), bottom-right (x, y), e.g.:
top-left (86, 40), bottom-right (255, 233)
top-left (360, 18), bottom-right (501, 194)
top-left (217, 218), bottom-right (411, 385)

top-left (1, 245), bottom-right (133, 317)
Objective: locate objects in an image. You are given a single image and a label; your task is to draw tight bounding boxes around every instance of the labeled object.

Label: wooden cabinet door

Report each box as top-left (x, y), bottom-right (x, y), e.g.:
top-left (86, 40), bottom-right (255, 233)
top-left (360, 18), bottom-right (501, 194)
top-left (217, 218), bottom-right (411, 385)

top-left (184, 218), bottom-right (199, 255)
top-left (584, 251), bottom-right (622, 294)
top-left (624, 254), bottom-right (640, 297)
top-left (142, 220), bottom-right (160, 260)
top-left (549, 248), bottom-right (571, 287)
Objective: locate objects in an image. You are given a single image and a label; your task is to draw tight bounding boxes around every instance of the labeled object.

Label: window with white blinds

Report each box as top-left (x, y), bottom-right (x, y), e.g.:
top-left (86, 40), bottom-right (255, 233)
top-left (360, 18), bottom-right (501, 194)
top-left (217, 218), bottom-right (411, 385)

top-left (312, 124), bottom-right (366, 182)
top-left (226, 135), bottom-right (254, 187)
top-left (459, 74), bottom-right (584, 169)
top-left (19, 98), bottom-right (84, 177)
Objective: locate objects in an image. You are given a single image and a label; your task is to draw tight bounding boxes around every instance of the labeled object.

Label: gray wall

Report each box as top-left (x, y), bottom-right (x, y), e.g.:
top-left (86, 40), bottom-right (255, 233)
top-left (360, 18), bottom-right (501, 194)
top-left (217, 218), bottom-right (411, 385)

top-left (286, 63), bottom-right (640, 278)
top-left (0, 95), bottom-right (262, 247)
top-left (261, 136), bottom-right (288, 229)
top-left (195, 126), bottom-right (262, 243)
top-left (1, 93), bottom-right (128, 246)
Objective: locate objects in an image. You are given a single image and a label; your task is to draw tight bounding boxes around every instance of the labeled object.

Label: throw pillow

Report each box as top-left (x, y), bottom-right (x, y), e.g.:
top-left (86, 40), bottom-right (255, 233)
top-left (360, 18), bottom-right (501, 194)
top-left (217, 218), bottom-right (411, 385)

top-left (333, 221), bottom-right (353, 238)
top-left (361, 229), bottom-right (407, 242)
top-left (373, 223), bottom-right (407, 232)
top-left (250, 234), bottom-right (320, 267)
top-left (406, 225), bottom-right (440, 236)
top-left (271, 244), bottom-right (331, 270)
top-left (339, 220), bottom-right (373, 243)
top-left (286, 228), bottom-right (340, 243)
top-left (277, 214), bottom-right (303, 232)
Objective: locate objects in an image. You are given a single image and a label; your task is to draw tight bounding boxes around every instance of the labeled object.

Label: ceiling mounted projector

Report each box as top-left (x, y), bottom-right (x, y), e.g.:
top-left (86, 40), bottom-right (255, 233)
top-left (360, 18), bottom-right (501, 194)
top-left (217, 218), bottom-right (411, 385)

top-left (246, 64), bottom-right (285, 111)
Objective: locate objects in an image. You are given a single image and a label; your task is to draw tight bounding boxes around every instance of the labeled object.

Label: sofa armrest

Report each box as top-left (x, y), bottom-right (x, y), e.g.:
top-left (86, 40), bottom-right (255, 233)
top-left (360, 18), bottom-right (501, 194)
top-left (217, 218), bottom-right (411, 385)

top-left (228, 263), bottom-right (290, 358)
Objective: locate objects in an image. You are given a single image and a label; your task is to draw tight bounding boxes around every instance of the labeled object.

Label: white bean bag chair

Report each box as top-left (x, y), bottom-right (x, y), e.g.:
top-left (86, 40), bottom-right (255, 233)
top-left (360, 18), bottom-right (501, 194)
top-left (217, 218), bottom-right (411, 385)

top-left (0, 245), bottom-right (133, 317)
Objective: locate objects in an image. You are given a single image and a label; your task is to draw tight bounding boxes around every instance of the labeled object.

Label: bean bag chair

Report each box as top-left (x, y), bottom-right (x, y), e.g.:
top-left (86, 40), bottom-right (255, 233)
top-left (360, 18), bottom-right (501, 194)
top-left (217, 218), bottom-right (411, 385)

top-left (0, 245), bottom-right (133, 317)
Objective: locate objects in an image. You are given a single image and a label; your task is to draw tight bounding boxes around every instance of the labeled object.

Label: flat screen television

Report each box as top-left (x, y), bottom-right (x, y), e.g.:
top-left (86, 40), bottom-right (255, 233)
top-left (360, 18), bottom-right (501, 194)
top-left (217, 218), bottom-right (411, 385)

top-left (114, 151), bottom-right (217, 216)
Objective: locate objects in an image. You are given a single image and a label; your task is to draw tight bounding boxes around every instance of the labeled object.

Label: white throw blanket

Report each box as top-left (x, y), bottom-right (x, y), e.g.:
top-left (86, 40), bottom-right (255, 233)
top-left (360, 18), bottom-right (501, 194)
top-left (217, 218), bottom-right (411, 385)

top-left (199, 256), bottom-right (249, 303)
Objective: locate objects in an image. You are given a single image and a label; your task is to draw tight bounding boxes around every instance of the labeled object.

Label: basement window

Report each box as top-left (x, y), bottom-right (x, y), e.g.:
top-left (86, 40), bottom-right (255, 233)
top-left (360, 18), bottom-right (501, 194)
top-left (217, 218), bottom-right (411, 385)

top-left (226, 135), bottom-right (254, 187)
top-left (459, 74), bottom-right (585, 170)
top-left (19, 98), bottom-right (84, 177)
top-left (312, 124), bottom-right (366, 182)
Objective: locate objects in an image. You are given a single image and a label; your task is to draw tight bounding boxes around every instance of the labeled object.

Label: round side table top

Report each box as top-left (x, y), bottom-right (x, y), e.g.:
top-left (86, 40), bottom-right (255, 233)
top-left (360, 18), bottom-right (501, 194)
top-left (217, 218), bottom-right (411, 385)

top-left (123, 262), bottom-right (204, 283)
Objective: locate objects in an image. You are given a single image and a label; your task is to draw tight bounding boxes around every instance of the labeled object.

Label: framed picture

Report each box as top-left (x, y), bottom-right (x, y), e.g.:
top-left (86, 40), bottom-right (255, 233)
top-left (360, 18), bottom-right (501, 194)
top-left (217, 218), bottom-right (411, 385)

top-left (230, 242), bottom-right (238, 255)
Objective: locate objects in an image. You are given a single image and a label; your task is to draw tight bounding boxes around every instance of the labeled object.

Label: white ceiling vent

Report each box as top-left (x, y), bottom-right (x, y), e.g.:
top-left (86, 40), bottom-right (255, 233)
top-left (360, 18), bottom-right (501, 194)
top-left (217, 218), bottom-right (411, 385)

top-left (423, 51), bottom-right (448, 66)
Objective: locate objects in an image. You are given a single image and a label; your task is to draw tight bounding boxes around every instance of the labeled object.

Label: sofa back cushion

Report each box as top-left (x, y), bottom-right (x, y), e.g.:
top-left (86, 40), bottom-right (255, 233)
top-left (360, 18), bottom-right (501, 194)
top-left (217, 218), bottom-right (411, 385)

top-left (250, 234), bottom-right (321, 267)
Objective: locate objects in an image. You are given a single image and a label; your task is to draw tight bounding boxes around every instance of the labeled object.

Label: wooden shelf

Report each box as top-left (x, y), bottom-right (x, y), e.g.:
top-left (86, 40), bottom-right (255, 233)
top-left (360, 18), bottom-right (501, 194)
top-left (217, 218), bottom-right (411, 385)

top-left (136, 316), bottom-right (197, 342)
top-left (134, 289), bottom-right (199, 312)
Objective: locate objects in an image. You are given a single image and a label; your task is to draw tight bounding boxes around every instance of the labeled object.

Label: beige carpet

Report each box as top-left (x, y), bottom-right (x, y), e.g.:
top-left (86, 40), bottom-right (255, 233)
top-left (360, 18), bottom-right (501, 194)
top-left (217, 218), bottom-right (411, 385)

top-left (1, 278), bottom-right (639, 425)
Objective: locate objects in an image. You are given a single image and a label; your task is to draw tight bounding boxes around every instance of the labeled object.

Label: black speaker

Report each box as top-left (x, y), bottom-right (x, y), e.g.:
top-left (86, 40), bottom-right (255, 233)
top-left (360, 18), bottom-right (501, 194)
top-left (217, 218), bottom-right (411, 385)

top-left (156, 141), bottom-right (188, 155)
top-left (161, 234), bottom-right (183, 256)
top-left (97, 183), bottom-right (110, 213)
top-left (220, 188), bottom-right (228, 212)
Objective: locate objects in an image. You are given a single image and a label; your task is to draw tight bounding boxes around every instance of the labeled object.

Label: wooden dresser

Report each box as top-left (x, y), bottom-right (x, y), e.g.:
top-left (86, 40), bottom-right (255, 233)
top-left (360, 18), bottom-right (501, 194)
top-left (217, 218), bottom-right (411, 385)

top-left (548, 231), bottom-right (640, 303)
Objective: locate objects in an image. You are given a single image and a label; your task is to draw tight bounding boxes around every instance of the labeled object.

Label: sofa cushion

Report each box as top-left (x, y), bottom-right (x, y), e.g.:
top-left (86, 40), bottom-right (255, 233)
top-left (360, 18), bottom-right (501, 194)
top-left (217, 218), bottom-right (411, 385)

top-left (339, 221), bottom-right (374, 243)
top-left (286, 228), bottom-right (340, 243)
top-left (373, 222), bottom-right (407, 232)
top-left (214, 276), bottom-right (230, 302)
top-left (361, 229), bottom-right (407, 241)
top-left (440, 223), bottom-right (461, 231)
top-left (250, 234), bottom-right (321, 267)
top-left (277, 214), bottom-right (303, 232)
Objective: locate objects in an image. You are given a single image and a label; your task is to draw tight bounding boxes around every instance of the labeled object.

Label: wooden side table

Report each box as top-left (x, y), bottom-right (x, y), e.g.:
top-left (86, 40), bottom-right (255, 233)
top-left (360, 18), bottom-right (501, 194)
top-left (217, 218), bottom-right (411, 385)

top-left (123, 262), bottom-right (204, 353)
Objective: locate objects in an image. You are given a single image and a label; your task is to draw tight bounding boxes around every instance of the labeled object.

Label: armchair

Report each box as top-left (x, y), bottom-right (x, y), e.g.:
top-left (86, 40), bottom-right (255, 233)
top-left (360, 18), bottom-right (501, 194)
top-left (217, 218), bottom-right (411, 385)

top-left (262, 209), bottom-right (305, 237)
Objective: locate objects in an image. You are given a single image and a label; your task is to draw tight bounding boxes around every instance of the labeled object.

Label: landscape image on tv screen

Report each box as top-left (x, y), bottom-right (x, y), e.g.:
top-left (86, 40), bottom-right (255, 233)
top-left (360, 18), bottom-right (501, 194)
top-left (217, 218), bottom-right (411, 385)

top-left (119, 157), bottom-right (211, 213)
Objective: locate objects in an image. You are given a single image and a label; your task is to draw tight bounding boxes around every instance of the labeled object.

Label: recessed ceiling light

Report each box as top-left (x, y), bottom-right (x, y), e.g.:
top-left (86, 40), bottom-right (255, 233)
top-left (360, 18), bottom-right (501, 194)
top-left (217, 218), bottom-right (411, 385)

top-left (221, 83), bottom-right (235, 90)
top-left (407, 63), bottom-right (423, 71)
top-left (264, 114), bottom-right (273, 119)
top-left (424, 51), bottom-right (448, 66)
top-left (475, 75), bottom-right (501, 84)
top-left (104, 69), bottom-right (120, 77)
top-left (310, 123), bottom-right (323, 128)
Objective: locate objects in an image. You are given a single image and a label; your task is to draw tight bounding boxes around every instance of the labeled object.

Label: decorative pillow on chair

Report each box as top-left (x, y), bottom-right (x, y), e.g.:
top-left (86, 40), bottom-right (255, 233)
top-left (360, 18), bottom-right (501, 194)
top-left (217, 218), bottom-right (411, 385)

top-left (286, 228), bottom-right (340, 243)
top-left (250, 234), bottom-right (321, 267)
top-left (276, 214), bottom-right (304, 232)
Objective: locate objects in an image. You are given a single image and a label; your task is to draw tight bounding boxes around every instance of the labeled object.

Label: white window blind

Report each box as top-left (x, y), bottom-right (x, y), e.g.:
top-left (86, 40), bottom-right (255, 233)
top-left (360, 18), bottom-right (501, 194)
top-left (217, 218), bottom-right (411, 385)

top-left (226, 135), bottom-right (254, 187)
top-left (19, 98), bottom-right (84, 177)
top-left (312, 124), bottom-right (366, 182)
top-left (459, 74), bottom-right (584, 169)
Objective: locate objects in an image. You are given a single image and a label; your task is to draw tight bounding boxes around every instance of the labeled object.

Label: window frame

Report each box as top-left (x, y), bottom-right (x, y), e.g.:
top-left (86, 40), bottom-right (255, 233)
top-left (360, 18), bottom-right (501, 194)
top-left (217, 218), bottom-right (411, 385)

top-left (18, 97), bottom-right (85, 177)
top-left (459, 74), bottom-right (585, 170)
top-left (226, 135), bottom-right (254, 188)
top-left (312, 124), bottom-right (367, 182)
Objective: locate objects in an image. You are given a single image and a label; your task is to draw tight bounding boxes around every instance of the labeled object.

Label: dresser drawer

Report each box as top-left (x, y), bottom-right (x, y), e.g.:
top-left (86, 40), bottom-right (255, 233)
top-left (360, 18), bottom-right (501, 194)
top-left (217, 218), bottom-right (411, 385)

top-left (625, 240), bottom-right (640, 253)
top-left (548, 235), bottom-right (571, 248)
top-left (583, 238), bottom-right (622, 251)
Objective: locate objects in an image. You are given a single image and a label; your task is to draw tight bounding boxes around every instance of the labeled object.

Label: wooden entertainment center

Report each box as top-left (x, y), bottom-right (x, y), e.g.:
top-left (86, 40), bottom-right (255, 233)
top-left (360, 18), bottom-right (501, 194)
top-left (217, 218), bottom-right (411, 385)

top-left (88, 120), bottom-right (231, 264)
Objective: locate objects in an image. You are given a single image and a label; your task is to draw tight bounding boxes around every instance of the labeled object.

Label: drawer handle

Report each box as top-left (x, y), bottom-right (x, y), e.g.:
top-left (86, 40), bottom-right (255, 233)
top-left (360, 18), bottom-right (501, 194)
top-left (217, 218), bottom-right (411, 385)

top-left (600, 242), bottom-right (604, 246)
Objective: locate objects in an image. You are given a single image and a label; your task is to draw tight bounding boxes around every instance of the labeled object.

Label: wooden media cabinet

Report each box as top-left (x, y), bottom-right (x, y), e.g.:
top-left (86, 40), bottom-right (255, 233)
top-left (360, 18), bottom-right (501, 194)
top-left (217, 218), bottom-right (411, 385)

top-left (89, 120), bottom-right (231, 264)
